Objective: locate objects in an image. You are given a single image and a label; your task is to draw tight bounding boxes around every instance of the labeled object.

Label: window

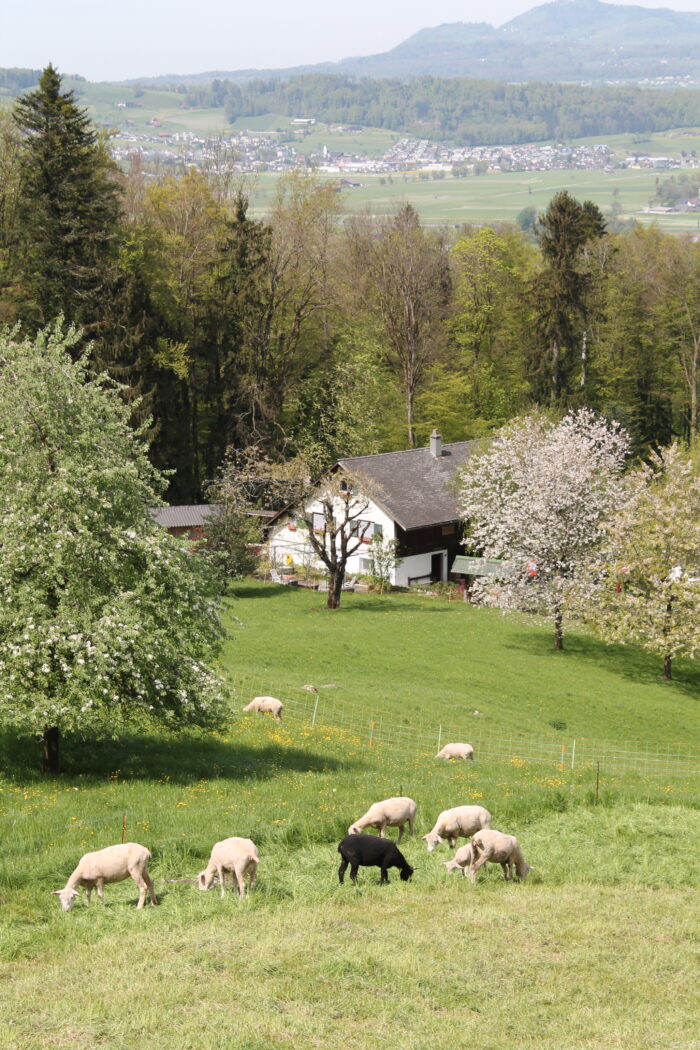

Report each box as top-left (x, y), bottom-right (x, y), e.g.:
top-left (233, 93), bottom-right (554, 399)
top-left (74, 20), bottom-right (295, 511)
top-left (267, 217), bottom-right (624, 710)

top-left (373, 523), bottom-right (384, 540)
top-left (312, 512), bottom-right (324, 533)
top-left (350, 519), bottom-right (373, 541)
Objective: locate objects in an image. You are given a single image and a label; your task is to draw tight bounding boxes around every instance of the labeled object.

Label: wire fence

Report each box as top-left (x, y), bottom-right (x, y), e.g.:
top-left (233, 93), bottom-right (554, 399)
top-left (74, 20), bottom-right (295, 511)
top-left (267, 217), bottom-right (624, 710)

top-left (232, 677), bottom-right (700, 779)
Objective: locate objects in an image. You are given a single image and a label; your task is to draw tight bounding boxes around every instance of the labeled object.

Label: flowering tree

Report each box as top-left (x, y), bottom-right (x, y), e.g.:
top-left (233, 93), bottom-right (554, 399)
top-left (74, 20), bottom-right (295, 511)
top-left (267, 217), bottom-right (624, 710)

top-left (457, 409), bottom-right (630, 649)
top-left (586, 445), bottom-right (700, 680)
top-left (0, 324), bottom-right (227, 772)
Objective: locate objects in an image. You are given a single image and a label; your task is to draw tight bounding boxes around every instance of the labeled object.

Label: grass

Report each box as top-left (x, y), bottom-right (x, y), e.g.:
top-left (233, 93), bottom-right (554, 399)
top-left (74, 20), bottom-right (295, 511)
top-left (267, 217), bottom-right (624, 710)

top-left (245, 166), bottom-right (700, 231)
top-left (1, 584), bottom-right (698, 1049)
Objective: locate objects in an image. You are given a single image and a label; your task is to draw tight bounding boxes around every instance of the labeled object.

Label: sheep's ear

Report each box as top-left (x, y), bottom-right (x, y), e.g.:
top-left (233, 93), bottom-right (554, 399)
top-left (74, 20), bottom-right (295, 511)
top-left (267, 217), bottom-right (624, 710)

top-left (51, 890), bottom-right (62, 896)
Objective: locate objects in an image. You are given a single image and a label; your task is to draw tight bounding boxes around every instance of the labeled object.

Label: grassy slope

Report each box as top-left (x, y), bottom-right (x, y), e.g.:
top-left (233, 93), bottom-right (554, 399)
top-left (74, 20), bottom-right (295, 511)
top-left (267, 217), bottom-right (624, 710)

top-left (1, 585), bottom-right (698, 1049)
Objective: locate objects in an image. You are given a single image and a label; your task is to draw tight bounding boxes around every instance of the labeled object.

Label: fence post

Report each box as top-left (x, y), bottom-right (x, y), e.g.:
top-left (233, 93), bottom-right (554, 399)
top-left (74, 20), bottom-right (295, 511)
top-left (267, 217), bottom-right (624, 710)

top-left (571, 739), bottom-right (576, 770)
top-left (560, 744), bottom-right (565, 768)
top-left (311, 695), bottom-right (319, 728)
top-left (437, 725), bottom-right (442, 753)
top-left (121, 813), bottom-right (126, 844)
top-left (369, 720), bottom-right (375, 748)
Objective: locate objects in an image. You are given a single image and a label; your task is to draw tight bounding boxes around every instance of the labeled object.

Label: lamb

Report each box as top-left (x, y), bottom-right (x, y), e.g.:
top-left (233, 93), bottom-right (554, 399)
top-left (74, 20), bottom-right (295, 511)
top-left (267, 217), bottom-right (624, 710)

top-left (469, 829), bottom-right (532, 883)
top-left (347, 796), bottom-right (417, 844)
top-left (52, 842), bottom-right (157, 911)
top-left (242, 695), bottom-right (283, 721)
top-left (422, 804), bottom-right (492, 852)
top-left (337, 833), bottom-right (414, 885)
top-left (435, 742), bottom-right (474, 761)
top-left (198, 837), bottom-right (259, 898)
top-left (442, 843), bottom-right (474, 877)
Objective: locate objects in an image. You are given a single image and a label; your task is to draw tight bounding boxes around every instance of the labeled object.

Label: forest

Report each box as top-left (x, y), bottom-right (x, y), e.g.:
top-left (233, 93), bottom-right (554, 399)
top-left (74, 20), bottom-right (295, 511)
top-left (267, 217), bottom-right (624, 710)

top-left (179, 74), bottom-right (700, 146)
top-left (2, 66), bottom-right (700, 505)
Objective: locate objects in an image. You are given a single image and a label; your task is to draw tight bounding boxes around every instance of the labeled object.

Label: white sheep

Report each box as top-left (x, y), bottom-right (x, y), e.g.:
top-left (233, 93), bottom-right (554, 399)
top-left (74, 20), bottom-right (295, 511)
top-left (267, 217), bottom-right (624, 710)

top-left (242, 695), bottom-right (284, 721)
top-left (469, 829), bottom-right (532, 883)
top-left (442, 843), bottom-right (474, 877)
top-left (435, 742), bottom-right (474, 761)
top-left (422, 804), bottom-right (492, 852)
top-left (198, 837), bottom-right (259, 898)
top-left (348, 796), bottom-right (417, 844)
top-left (52, 842), bottom-right (157, 911)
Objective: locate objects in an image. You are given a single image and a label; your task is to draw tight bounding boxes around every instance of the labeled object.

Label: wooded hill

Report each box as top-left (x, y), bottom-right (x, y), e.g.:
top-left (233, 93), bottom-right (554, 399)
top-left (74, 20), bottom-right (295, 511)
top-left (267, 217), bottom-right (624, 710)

top-left (120, 0), bottom-right (700, 86)
top-left (187, 75), bottom-right (700, 147)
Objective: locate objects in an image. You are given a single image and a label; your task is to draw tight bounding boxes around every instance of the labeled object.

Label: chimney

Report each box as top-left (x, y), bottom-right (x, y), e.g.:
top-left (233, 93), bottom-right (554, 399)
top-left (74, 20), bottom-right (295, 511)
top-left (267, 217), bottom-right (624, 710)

top-left (429, 428), bottom-right (442, 458)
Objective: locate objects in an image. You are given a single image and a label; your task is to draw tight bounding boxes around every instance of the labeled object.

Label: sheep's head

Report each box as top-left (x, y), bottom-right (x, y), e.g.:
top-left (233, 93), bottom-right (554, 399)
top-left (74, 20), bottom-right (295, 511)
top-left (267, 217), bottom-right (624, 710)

top-left (422, 833), bottom-right (440, 853)
top-left (52, 888), bottom-right (80, 912)
top-left (198, 870), bottom-right (215, 892)
top-left (400, 865), bottom-right (415, 882)
top-left (347, 823), bottom-right (361, 836)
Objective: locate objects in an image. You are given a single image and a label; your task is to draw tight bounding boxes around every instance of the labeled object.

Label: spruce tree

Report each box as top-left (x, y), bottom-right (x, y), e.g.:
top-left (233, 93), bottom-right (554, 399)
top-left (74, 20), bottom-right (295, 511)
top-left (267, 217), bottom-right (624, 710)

top-left (12, 65), bottom-right (122, 331)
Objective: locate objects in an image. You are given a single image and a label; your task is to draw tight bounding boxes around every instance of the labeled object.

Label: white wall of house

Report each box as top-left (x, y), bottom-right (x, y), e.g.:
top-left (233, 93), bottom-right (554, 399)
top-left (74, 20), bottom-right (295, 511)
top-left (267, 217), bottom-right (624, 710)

top-left (267, 495), bottom-right (398, 580)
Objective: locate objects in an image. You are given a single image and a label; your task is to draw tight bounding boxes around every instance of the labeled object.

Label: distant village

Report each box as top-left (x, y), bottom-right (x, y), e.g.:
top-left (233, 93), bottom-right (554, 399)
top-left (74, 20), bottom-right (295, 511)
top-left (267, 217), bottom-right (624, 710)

top-left (110, 118), bottom-right (700, 211)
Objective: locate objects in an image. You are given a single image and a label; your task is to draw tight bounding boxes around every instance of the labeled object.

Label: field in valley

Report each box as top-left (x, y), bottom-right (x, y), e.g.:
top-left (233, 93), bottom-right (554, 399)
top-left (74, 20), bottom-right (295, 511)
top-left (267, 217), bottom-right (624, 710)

top-left (1, 582), bottom-right (698, 1049)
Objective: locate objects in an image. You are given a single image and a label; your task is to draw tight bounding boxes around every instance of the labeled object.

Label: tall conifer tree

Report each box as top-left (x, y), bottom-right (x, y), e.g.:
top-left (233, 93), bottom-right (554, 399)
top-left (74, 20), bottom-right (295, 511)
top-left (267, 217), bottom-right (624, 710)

top-left (12, 65), bottom-right (122, 331)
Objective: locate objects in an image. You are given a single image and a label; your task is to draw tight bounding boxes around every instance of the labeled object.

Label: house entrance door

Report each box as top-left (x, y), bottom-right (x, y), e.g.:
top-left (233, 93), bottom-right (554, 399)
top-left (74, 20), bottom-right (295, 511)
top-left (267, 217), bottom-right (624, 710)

top-left (431, 552), bottom-right (443, 582)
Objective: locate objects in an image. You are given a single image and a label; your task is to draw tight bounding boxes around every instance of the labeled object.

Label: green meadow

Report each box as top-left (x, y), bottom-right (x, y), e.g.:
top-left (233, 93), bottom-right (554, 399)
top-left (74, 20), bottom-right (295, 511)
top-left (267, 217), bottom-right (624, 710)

top-left (246, 165), bottom-right (700, 232)
top-left (1, 582), bottom-right (698, 1049)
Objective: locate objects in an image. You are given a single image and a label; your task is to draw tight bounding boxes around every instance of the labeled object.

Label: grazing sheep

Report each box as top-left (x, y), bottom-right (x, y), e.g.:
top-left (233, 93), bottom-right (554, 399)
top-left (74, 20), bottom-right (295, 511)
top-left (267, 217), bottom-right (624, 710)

top-left (422, 804), bottom-right (492, 852)
top-left (442, 843), bottom-right (474, 877)
top-left (337, 834), bottom-right (414, 885)
top-left (52, 842), bottom-right (157, 911)
top-left (242, 695), bottom-right (283, 721)
top-left (469, 829), bottom-right (532, 883)
top-left (348, 796), bottom-right (417, 844)
top-left (198, 837), bottom-right (259, 898)
top-left (435, 742), bottom-right (474, 761)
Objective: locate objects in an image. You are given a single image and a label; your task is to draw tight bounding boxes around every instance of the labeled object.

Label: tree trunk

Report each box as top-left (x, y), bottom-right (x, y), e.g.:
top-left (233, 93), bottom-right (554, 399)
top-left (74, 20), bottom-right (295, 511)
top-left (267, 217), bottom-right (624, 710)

top-left (663, 653), bottom-right (672, 681)
top-left (327, 569), bottom-right (344, 610)
top-left (553, 606), bottom-right (564, 650)
top-left (42, 725), bottom-right (60, 774)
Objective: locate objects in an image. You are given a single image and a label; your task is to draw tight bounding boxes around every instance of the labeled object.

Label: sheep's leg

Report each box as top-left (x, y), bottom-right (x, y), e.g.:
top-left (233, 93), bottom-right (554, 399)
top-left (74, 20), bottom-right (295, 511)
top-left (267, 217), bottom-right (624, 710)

top-left (396, 824), bottom-right (404, 845)
top-left (234, 867), bottom-right (247, 898)
top-left (248, 864), bottom-right (257, 891)
top-left (501, 862), bottom-right (510, 881)
top-left (216, 865), bottom-right (226, 899)
top-left (379, 866), bottom-right (389, 884)
top-left (470, 853), bottom-right (489, 884)
top-left (144, 871), bottom-right (157, 906)
top-left (96, 879), bottom-right (105, 904)
top-left (338, 859), bottom-right (349, 884)
top-left (379, 825), bottom-right (386, 839)
top-left (85, 885), bottom-right (93, 905)
top-left (349, 864), bottom-right (360, 884)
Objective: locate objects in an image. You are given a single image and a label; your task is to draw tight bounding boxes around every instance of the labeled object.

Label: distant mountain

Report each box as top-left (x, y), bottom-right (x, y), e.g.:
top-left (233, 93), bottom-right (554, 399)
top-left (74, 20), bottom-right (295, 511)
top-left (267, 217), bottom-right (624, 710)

top-left (120, 0), bottom-right (700, 87)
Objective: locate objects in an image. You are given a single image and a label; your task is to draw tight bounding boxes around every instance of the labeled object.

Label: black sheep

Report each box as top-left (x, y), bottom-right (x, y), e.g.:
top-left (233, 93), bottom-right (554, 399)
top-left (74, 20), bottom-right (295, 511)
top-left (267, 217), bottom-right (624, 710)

top-left (337, 833), bottom-right (415, 885)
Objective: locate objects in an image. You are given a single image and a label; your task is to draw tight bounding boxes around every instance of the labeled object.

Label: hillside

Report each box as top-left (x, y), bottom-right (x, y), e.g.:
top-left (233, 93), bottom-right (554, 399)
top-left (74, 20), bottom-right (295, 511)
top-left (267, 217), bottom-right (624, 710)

top-left (117, 0), bottom-right (700, 86)
top-left (2, 583), bottom-right (698, 1048)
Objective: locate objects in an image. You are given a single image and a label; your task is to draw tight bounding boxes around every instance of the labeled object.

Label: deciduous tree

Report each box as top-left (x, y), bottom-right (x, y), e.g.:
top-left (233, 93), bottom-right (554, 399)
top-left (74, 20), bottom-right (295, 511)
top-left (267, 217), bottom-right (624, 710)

top-left (585, 444), bottom-right (700, 680)
top-left (457, 409), bottom-right (629, 649)
top-left (0, 323), bottom-right (227, 773)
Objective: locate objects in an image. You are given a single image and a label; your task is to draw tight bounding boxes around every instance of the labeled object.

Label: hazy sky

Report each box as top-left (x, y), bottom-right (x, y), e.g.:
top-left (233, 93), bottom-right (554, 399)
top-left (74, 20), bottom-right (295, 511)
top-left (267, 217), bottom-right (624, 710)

top-left (4, 0), bottom-right (700, 82)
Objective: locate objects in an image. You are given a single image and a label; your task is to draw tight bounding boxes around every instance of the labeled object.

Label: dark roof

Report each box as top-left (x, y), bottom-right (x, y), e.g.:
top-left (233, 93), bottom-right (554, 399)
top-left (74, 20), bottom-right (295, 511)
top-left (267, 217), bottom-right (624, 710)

top-left (338, 440), bottom-right (477, 531)
top-left (150, 504), bottom-right (221, 529)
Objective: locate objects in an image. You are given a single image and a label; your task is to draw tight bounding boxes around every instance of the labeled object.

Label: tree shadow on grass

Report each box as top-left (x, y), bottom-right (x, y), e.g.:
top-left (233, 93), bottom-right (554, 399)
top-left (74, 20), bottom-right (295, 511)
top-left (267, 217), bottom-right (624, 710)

top-left (505, 628), bottom-right (700, 699)
top-left (0, 729), bottom-right (355, 784)
top-left (229, 583), bottom-right (303, 600)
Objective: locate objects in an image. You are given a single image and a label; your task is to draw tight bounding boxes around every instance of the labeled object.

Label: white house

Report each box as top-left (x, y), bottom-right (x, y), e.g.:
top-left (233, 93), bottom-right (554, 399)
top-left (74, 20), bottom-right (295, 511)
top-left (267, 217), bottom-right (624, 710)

top-left (266, 430), bottom-right (476, 586)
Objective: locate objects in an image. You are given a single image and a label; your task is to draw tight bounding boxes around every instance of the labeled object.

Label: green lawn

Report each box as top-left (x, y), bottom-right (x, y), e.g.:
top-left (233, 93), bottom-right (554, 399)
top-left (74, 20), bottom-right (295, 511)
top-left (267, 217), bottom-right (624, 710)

top-left (1, 584), bottom-right (698, 1049)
